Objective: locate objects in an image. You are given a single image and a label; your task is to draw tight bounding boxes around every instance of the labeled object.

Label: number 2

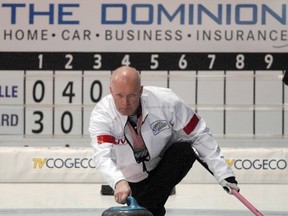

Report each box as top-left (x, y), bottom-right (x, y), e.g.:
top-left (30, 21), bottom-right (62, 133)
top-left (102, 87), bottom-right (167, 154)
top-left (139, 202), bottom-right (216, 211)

top-left (65, 54), bottom-right (73, 69)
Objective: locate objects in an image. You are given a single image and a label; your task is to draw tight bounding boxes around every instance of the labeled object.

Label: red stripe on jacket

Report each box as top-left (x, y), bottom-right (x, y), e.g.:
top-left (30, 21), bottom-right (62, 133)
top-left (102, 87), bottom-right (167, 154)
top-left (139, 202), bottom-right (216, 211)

top-left (183, 115), bottom-right (199, 135)
top-left (97, 135), bottom-right (116, 144)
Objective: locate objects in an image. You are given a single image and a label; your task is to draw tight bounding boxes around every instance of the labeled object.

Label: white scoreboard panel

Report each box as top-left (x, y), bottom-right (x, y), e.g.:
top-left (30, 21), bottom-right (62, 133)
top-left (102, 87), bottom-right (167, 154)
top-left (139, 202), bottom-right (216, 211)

top-left (0, 52), bottom-right (287, 142)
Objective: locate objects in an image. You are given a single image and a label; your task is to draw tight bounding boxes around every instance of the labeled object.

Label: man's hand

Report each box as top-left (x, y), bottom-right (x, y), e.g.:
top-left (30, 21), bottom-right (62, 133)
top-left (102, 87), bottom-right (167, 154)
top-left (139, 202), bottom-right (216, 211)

top-left (220, 177), bottom-right (240, 194)
top-left (114, 180), bottom-right (131, 204)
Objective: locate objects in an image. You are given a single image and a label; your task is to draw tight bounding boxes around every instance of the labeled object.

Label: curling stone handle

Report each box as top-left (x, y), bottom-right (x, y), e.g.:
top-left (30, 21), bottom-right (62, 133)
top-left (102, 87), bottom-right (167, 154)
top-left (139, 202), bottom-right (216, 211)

top-left (126, 196), bottom-right (143, 209)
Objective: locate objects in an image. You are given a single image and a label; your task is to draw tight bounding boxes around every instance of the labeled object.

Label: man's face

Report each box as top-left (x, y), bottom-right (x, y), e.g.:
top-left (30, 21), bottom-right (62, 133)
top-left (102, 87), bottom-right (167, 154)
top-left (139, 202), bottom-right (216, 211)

top-left (110, 82), bottom-right (143, 116)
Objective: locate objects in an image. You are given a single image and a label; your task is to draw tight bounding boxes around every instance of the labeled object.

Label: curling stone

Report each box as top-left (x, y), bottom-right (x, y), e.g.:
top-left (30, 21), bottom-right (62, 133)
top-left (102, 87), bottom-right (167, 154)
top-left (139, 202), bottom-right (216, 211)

top-left (102, 196), bottom-right (153, 216)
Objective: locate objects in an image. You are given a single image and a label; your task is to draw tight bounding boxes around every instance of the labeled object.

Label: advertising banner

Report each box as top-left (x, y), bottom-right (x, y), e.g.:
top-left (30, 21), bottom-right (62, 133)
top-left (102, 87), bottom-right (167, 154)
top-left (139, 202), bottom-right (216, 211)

top-left (0, 147), bottom-right (287, 184)
top-left (0, 0), bottom-right (287, 52)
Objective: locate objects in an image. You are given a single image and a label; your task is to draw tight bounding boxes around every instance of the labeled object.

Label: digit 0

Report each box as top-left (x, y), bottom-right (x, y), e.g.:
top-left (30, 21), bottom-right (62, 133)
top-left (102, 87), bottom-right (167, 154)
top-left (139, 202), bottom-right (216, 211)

top-left (33, 80), bottom-right (45, 103)
top-left (61, 111), bottom-right (73, 134)
top-left (90, 80), bottom-right (102, 103)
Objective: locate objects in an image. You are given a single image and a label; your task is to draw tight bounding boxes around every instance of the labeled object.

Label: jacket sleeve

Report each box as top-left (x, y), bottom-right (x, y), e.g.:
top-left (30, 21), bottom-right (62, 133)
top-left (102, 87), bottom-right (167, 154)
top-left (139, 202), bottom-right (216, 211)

top-left (89, 107), bottom-right (125, 189)
top-left (172, 98), bottom-right (235, 183)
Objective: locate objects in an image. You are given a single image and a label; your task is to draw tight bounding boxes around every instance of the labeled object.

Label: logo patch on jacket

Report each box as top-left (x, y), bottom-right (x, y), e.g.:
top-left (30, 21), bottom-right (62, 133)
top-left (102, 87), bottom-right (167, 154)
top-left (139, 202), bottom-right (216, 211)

top-left (97, 135), bottom-right (126, 145)
top-left (150, 120), bottom-right (170, 135)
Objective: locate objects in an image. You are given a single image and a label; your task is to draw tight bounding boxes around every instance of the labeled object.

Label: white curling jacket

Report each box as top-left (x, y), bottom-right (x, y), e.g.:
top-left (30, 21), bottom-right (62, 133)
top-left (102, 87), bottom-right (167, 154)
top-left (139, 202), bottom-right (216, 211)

top-left (89, 86), bottom-right (234, 189)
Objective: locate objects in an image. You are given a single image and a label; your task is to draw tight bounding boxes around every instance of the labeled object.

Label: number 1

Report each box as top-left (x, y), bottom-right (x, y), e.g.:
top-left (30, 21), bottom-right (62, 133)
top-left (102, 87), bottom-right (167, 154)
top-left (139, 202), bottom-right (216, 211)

top-left (38, 54), bottom-right (43, 69)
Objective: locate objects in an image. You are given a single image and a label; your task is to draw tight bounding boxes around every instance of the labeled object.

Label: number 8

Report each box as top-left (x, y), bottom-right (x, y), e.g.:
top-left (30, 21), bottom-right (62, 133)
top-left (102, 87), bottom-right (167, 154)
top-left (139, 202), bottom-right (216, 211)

top-left (236, 54), bottom-right (245, 69)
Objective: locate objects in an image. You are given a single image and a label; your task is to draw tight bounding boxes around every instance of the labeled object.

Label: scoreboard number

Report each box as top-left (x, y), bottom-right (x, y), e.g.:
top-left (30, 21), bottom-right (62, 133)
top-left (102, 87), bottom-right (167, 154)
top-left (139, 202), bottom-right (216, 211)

top-left (62, 81), bottom-right (76, 103)
top-left (178, 54), bottom-right (188, 69)
top-left (38, 54), bottom-right (43, 69)
top-left (32, 111), bottom-right (44, 134)
top-left (93, 54), bottom-right (102, 69)
top-left (208, 54), bottom-right (216, 69)
top-left (65, 54), bottom-right (73, 69)
top-left (90, 80), bottom-right (102, 103)
top-left (32, 80), bottom-right (45, 103)
top-left (264, 54), bottom-right (273, 69)
top-left (121, 54), bottom-right (131, 66)
top-left (236, 54), bottom-right (245, 69)
top-left (150, 54), bottom-right (159, 69)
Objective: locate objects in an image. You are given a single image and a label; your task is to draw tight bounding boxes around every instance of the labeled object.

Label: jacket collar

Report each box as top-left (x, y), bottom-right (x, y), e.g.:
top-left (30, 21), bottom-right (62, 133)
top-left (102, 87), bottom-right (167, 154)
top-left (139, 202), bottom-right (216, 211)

top-left (140, 97), bottom-right (149, 121)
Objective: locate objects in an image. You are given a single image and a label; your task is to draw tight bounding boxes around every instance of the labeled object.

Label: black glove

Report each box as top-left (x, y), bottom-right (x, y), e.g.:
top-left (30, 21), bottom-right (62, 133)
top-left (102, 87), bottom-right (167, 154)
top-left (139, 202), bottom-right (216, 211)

top-left (220, 177), bottom-right (240, 194)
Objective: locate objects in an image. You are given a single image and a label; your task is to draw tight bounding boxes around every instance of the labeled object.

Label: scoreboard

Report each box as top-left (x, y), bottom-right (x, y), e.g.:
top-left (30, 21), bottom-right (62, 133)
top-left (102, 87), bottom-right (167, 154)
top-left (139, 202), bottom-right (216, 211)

top-left (0, 52), bottom-right (287, 141)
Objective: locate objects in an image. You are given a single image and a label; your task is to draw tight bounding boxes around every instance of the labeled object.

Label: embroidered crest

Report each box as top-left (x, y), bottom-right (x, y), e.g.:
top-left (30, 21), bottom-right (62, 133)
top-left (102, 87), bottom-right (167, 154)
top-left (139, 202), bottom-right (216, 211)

top-left (150, 120), bottom-right (170, 135)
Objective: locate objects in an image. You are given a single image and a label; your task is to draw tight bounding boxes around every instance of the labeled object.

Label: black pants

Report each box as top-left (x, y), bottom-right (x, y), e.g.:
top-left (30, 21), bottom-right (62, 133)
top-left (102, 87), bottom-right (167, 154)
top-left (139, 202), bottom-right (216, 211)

top-left (129, 142), bottom-right (196, 216)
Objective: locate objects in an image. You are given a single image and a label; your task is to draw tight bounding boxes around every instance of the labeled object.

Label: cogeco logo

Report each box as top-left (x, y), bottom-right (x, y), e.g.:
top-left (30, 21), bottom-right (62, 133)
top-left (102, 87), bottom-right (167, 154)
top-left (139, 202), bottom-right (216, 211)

top-left (33, 157), bottom-right (96, 169)
top-left (226, 159), bottom-right (288, 170)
